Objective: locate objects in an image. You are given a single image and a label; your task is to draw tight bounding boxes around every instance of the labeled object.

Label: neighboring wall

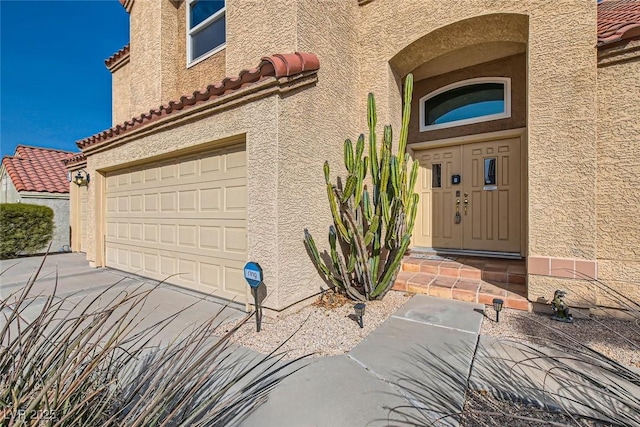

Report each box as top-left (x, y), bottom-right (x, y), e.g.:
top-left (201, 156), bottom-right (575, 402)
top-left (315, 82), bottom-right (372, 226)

top-left (18, 193), bottom-right (70, 253)
top-left (2, 170), bottom-right (70, 252)
top-left (1, 172), bottom-right (20, 203)
top-left (596, 38), bottom-right (640, 307)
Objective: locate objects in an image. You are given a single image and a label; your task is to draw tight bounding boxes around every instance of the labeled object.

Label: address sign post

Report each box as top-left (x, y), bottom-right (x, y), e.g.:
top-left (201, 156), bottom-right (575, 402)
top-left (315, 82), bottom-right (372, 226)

top-left (243, 262), bottom-right (263, 332)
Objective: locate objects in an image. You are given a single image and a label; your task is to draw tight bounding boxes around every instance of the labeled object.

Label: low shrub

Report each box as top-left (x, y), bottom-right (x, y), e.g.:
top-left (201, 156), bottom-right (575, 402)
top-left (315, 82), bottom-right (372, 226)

top-left (0, 203), bottom-right (54, 259)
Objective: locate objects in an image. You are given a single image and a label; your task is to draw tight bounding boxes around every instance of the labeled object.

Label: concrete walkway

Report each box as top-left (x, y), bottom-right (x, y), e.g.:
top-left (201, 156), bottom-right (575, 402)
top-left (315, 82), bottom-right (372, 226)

top-left (2, 254), bottom-right (637, 426)
top-left (241, 297), bottom-right (484, 427)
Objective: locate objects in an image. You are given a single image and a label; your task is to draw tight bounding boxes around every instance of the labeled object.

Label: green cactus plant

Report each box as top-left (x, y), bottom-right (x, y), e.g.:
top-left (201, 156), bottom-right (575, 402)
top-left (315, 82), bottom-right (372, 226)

top-left (304, 74), bottom-right (419, 301)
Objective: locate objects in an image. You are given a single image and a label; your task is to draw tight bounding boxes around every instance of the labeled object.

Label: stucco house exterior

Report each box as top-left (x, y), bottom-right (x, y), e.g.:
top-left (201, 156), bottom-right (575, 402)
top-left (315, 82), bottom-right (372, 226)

top-left (1, 146), bottom-right (73, 253)
top-left (66, 0), bottom-right (639, 314)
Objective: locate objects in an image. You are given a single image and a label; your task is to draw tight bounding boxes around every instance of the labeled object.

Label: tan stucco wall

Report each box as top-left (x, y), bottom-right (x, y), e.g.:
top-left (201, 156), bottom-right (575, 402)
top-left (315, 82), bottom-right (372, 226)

top-left (112, 60), bottom-right (131, 125)
top-left (122, 0), bottom-right (301, 120)
top-left (595, 39), bottom-right (640, 308)
top-left (172, 0), bottom-right (226, 102)
top-left (356, 1), bottom-right (597, 305)
top-left (68, 181), bottom-right (79, 252)
top-left (225, 0), bottom-right (297, 76)
top-left (82, 93), bottom-right (285, 308)
top-left (128, 0), bottom-right (164, 117)
top-left (68, 175), bottom-right (86, 253)
top-left (124, 0), bottom-right (227, 118)
top-left (272, 0), bottom-right (360, 310)
top-left (409, 53), bottom-right (527, 143)
top-left (96, 0), bottom-right (360, 312)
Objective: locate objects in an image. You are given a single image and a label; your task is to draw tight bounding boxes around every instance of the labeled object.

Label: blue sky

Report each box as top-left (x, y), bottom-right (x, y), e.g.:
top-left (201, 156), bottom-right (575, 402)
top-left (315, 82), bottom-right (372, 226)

top-left (1, 0), bottom-right (129, 158)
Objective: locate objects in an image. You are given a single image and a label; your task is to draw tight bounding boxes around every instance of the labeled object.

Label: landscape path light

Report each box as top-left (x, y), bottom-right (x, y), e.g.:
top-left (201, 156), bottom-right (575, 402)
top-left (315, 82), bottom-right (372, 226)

top-left (492, 298), bottom-right (504, 323)
top-left (354, 303), bottom-right (366, 329)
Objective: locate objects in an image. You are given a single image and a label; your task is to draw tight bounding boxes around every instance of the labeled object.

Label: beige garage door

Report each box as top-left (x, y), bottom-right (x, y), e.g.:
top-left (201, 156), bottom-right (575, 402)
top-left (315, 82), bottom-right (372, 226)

top-left (105, 145), bottom-right (247, 302)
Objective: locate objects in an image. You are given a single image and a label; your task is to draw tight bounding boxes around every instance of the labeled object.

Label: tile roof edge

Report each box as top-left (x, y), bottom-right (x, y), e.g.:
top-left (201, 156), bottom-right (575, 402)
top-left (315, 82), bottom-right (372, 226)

top-left (105, 44), bottom-right (130, 71)
top-left (63, 153), bottom-right (88, 168)
top-left (77, 51), bottom-right (320, 151)
top-left (119, 0), bottom-right (134, 13)
top-left (598, 23), bottom-right (640, 46)
top-left (13, 145), bottom-right (76, 155)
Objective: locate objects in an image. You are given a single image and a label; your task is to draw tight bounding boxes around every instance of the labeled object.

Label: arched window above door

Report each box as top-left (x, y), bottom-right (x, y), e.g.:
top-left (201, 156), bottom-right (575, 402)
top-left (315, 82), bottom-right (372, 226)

top-left (419, 77), bottom-right (511, 131)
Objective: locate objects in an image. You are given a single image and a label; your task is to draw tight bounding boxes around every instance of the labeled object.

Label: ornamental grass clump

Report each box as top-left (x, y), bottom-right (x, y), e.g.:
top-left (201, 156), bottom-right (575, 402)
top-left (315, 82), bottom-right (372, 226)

top-left (305, 74), bottom-right (419, 301)
top-left (0, 255), bottom-right (305, 426)
top-left (388, 276), bottom-right (640, 427)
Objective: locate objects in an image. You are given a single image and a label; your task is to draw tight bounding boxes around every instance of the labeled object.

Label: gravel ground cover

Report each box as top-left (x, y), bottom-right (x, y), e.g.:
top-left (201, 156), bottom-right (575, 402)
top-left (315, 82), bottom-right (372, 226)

top-left (224, 292), bottom-right (638, 426)
top-left (224, 290), bottom-right (411, 359)
top-left (470, 305), bottom-right (639, 427)
top-left (480, 305), bottom-right (640, 368)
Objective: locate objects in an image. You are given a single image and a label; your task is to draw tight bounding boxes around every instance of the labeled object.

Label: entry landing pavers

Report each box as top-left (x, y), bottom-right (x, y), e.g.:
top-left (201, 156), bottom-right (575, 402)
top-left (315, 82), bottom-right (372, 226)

top-left (395, 255), bottom-right (530, 311)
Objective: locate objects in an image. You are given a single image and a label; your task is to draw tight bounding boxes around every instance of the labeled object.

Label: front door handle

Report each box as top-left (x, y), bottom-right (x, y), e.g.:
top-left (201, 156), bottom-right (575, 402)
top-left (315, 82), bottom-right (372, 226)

top-left (464, 196), bottom-right (468, 215)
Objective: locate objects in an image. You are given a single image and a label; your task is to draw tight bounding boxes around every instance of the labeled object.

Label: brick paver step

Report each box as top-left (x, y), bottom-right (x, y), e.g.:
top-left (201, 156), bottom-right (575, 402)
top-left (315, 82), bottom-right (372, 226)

top-left (394, 255), bottom-right (531, 311)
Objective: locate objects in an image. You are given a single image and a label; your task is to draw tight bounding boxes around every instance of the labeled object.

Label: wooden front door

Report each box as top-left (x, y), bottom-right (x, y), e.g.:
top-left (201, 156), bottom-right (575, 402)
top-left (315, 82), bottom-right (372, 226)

top-left (414, 137), bottom-right (521, 253)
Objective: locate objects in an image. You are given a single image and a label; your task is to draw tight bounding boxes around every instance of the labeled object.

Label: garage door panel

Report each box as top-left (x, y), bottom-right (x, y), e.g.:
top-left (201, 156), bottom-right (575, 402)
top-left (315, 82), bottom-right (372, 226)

top-left (226, 150), bottom-right (246, 170)
top-left (178, 225), bottom-right (197, 247)
top-left (107, 183), bottom-right (246, 217)
top-left (144, 253), bottom-right (159, 274)
top-left (106, 246), bottom-right (117, 264)
top-left (177, 258), bottom-right (197, 283)
top-left (178, 190), bottom-right (198, 212)
top-left (106, 222), bottom-right (117, 238)
top-left (106, 218), bottom-right (245, 248)
top-left (105, 145), bottom-right (247, 303)
top-left (130, 223), bottom-right (143, 241)
top-left (105, 241), bottom-right (246, 296)
top-left (224, 265), bottom-right (246, 294)
top-left (130, 251), bottom-right (143, 270)
top-left (225, 185), bottom-right (247, 211)
top-left (199, 262), bottom-right (221, 288)
top-left (106, 196), bottom-right (117, 213)
top-left (224, 227), bottom-right (247, 253)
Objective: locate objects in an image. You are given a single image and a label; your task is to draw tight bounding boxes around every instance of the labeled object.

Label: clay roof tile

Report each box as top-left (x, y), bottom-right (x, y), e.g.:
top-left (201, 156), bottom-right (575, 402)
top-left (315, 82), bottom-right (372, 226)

top-left (598, 0), bottom-right (640, 46)
top-left (105, 44), bottom-right (130, 70)
top-left (76, 51), bottom-right (320, 150)
top-left (2, 146), bottom-right (77, 193)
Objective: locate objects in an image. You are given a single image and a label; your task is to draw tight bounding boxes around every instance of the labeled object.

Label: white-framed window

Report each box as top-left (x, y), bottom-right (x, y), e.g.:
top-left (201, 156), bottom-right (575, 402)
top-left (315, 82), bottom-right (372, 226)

top-left (419, 77), bottom-right (511, 132)
top-left (187, 0), bottom-right (226, 67)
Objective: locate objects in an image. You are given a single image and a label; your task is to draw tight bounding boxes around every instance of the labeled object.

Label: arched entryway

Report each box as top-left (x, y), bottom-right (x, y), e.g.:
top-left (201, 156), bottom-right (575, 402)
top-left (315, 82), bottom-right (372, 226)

top-left (391, 13), bottom-right (529, 259)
